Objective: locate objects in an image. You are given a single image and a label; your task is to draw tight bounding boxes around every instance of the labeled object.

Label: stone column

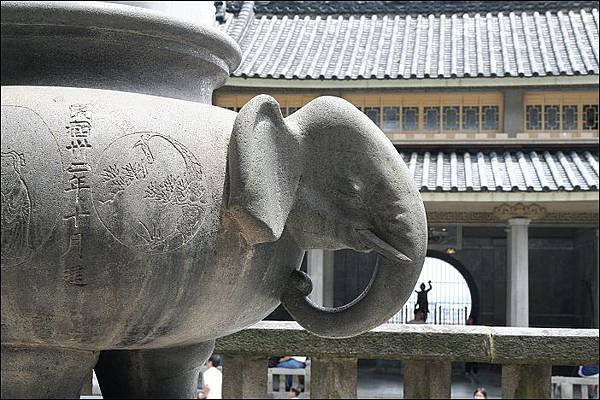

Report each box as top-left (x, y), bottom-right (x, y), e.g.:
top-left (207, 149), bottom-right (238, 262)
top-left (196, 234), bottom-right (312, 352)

top-left (307, 250), bottom-right (335, 307)
top-left (222, 355), bottom-right (267, 398)
top-left (403, 360), bottom-right (452, 399)
top-left (506, 218), bottom-right (531, 327)
top-left (310, 357), bottom-right (357, 399)
top-left (501, 364), bottom-right (551, 399)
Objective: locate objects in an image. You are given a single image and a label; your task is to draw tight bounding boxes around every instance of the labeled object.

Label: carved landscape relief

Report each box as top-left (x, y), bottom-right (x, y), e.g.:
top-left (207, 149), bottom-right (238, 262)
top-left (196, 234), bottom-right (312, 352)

top-left (92, 132), bottom-right (208, 253)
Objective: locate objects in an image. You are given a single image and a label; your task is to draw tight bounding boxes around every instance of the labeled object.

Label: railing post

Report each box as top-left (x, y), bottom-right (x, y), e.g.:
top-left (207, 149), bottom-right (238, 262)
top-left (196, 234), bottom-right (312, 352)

top-left (310, 357), bottom-right (357, 399)
top-left (403, 360), bottom-right (452, 398)
top-left (222, 354), bottom-right (267, 399)
top-left (501, 364), bottom-right (552, 399)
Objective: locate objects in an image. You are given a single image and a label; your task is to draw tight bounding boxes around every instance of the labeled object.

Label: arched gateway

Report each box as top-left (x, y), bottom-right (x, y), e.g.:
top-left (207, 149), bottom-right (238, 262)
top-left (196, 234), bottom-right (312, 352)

top-left (390, 250), bottom-right (479, 325)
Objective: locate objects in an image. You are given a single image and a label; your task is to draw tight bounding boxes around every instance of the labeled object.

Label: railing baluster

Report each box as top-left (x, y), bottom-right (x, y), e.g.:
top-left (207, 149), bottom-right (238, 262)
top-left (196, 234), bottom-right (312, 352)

top-left (404, 360), bottom-right (452, 398)
top-left (501, 364), bottom-right (552, 399)
top-left (222, 354), bottom-right (267, 398)
top-left (581, 383), bottom-right (589, 398)
top-left (310, 357), bottom-right (357, 399)
top-left (215, 322), bottom-right (599, 400)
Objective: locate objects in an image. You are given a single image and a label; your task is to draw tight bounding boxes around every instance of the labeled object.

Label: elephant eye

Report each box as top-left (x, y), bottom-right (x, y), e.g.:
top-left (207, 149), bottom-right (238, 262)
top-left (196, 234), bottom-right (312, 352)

top-left (337, 178), bottom-right (363, 197)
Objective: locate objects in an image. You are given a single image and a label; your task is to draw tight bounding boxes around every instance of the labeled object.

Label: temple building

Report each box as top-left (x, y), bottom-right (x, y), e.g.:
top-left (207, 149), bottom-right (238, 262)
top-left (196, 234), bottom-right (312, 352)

top-left (214, 1), bottom-right (599, 329)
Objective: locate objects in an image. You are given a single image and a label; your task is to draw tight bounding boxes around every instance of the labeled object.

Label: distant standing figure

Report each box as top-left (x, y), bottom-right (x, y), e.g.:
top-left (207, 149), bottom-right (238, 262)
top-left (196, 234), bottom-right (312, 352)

top-left (414, 280), bottom-right (432, 320)
top-left (199, 356), bottom-right (222, 399)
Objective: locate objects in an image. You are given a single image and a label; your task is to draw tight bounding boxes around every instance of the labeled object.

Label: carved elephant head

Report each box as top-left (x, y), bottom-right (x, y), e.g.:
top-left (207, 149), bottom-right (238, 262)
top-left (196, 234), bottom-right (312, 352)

top-left (227, 95), bottom-right (427, 338)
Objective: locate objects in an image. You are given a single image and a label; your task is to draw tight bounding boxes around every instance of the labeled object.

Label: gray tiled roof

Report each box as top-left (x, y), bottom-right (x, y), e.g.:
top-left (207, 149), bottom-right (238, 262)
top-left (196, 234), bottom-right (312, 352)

top-left (226, 1), bottom-right (600, 18)
top-left (398, 150), bottom-right (599, 192)
top-left (223, 6), bottom-right (599, 79)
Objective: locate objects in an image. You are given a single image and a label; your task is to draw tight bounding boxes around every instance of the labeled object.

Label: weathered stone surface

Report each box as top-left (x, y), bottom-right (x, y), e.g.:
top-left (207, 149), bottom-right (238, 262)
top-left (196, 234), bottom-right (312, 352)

top-left (490, 327), bottom-right (600, 364)
top-left (501, 364), bottom-right (552, 399)
top-left (403, 360), bottom-right (451, 399)
top-left (1, 1), bottom-right (241, 103)
top-left (222, 355), bottom-right (268, 399)
top-left (2, 2), bottom-right (429, 398)
top-left (311, 357), bottom-right (357, 399)
top-left (1, 345), bottom-right (98, 399)
top-left (215, 321), bottom-right (600, 365)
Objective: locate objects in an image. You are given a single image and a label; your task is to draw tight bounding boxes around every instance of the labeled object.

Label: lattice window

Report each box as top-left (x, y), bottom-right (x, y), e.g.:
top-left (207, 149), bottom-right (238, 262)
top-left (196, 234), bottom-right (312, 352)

top-left (544, 105), bottom-right (560, 130)
top-left (364, 107), bottom-right (381, 126)
top-left (217, 93), bottom-right (504, 133)
top-left (524, 92), bottom-right (598, 132)
top-left (383, 107), bottom-right (400, 131)
top-left (482, 106), bottom-right (499, 130)
top-left (443, 106), bottom-right (460, 130)
top-left (562, 105), bottom-right (578, 130)
top-left (462, 106), bottom-right (479, 130)
top-left (526, 105), bottom-right (542, 130)
top-left (402, 107), bottom-right (419, 131)
top-left (424, 107), bottom-right (440, 130)
top-left (583, 105), bottom-right (599, 130)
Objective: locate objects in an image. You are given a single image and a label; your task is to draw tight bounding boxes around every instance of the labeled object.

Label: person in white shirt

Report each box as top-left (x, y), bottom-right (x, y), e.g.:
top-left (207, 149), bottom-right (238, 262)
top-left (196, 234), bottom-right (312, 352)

top-left (199, 356), bottom-right (222, 399)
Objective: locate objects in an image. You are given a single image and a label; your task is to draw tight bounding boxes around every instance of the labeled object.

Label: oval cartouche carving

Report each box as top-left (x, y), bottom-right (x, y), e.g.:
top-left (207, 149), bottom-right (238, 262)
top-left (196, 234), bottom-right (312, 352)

top-left (92, 132), bottom-right (208, 253)
top-left (1, 105), bottom-right (63, 267)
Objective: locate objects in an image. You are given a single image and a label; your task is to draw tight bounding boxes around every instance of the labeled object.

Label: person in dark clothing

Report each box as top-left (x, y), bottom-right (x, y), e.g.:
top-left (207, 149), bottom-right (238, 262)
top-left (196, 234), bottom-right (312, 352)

top-left (414, 280), bottom-right (432, 321)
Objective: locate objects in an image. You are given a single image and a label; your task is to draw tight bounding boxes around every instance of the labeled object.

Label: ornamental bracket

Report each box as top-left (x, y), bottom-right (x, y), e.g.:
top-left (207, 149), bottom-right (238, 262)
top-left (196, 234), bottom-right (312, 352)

top-left (493, 203), bottom-right (547, 221)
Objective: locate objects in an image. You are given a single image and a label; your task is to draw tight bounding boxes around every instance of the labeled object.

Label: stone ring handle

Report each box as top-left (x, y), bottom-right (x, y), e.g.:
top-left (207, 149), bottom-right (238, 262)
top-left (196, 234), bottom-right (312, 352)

top-left (280, 229), bottom-right (419, 339)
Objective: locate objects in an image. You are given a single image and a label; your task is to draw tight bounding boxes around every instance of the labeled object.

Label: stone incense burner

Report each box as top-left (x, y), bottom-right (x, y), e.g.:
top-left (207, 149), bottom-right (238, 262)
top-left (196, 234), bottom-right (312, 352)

top-left (1, 2), bottom-right (427, 398)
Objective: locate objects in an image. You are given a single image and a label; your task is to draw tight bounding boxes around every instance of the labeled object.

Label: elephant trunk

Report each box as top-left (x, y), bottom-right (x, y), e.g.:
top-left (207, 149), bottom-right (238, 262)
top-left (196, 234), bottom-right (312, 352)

top-left (281, 206), bottom-right (427, 339)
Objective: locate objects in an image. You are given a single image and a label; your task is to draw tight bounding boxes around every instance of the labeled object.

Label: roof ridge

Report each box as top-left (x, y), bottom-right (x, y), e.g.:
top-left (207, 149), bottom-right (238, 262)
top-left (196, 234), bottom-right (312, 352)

top-left (228, 0), bottom-right (255, 41)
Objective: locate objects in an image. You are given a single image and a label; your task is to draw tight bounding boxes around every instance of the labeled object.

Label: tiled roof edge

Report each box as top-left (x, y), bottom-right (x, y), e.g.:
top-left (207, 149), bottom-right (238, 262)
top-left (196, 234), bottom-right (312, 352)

top-left (225, 1), bottom-right (600, 18)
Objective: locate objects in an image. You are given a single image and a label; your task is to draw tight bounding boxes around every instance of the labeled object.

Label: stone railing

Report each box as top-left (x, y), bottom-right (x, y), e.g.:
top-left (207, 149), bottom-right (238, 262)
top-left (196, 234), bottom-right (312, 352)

top-left (214, 321), bottom-right (599, 399)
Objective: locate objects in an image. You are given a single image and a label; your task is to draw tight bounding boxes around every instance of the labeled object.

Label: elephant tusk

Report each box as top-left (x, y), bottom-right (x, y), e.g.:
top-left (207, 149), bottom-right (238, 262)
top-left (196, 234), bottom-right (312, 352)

top-left (355, 229), bottom-right (412, 263)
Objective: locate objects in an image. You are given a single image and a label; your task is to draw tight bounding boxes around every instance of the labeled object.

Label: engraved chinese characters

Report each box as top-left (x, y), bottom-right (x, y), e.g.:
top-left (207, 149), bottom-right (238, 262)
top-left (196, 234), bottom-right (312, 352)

top-left (63, 104), bottom-right (93, 286)
top-left (92, 132), bottom-right (208, 253)
top-left (1, 106), bottom-right (63, 267)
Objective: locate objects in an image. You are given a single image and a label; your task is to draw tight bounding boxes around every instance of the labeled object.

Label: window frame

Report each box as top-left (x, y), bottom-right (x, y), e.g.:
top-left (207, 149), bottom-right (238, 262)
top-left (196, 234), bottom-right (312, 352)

top-left (523, 91), bottom-right (599, 132)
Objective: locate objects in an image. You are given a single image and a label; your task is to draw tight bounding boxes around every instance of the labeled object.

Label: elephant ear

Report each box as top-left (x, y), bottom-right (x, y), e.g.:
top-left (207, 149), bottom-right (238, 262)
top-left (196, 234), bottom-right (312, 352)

top-left (227, 95), bottom-right (301, 245)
